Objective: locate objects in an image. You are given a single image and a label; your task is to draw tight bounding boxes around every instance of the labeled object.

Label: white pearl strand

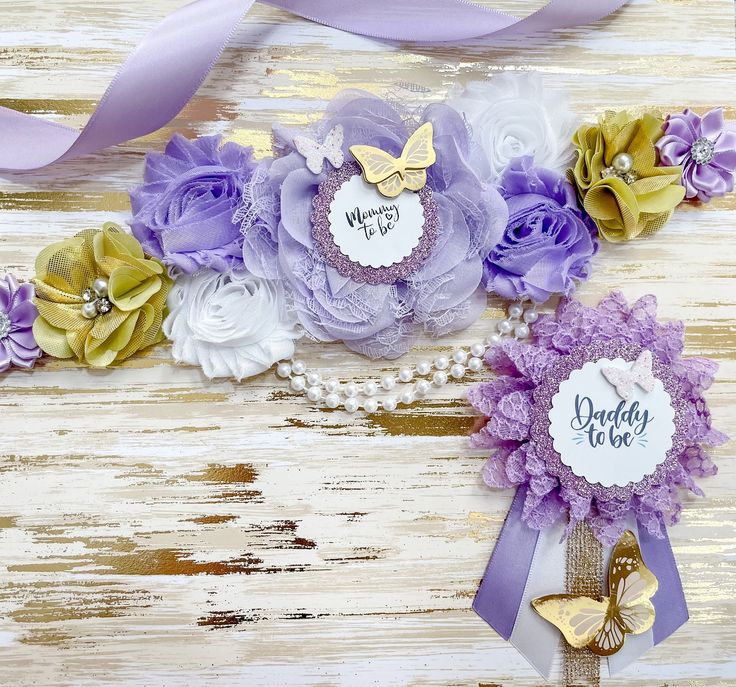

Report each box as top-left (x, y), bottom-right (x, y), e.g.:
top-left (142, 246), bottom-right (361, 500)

top-left (275, 303), bottom-right (538, 413)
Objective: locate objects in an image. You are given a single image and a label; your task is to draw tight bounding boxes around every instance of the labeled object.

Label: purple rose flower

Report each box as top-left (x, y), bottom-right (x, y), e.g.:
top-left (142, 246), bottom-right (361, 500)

top-left (0, 274), bottom-right (41, 371)
top-left (656, 108), bottom-right (736, 202)
top-left (484, 156), bottom-right (598, 304)
top-left (241, 93), bottom-right (508, 359)
top-left (129, 134), bottom-right (257, 273)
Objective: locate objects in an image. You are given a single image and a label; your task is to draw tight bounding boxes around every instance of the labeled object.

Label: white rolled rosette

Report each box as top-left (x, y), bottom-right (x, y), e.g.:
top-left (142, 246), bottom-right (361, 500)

top-left (448, 71), bottom-right (577, 182)
top-left (163, 269), bottom-right (300, 380)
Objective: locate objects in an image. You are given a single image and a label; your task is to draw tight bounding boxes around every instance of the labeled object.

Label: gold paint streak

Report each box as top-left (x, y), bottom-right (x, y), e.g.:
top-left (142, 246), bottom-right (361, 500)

top-left (264, 68), bottom-right (385, 100)
top-left (92, 549), bottom-right (263, 576)
top-left (0, 98), bottom-right (97, 115)
top-left (453, 589), bottom-right (477, 599)
top-left (8, 548), bottom-right (263, 576)
top-left (11, 598), bottom-right (134, 623)
top-left (0, 191), bottom-right (130, 213)
top-left (19, 631), bottom-right (72, 646)
top-left (370, 410), bottom-right (476, 436)
top-left (0, 516), bottom-right (18, 528)
top-left (210, 490), bottom-right (262, 502)
top-left (466, 511), bottom-right (496, 542)
top-left (678, 193), bottom-right (736, 212)
top-left (185, 514), bottom-right (238, 525)
top-left (222, 127), bottom-right (274, 158)
top-left (152, 390), bottom-right (230, 404)
top-left (186, 463), bottom-right (258, 484)
top-left (140, 425), bottom-right (221, 434)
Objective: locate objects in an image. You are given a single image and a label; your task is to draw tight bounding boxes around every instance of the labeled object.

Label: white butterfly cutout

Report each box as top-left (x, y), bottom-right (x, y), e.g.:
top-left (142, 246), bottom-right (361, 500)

top-left (293, 125), bottom-right (344, 175)
top-left (601, 350), bottom-right (656, 400)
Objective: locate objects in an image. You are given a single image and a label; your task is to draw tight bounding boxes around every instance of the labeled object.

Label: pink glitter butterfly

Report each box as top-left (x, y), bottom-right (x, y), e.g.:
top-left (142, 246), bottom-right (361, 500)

top-left (601, 350), bottom-right (656, 400)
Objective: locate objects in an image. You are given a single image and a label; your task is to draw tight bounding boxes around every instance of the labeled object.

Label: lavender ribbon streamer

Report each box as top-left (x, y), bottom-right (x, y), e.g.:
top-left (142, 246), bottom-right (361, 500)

top-left (0, 0), bottom-right (630, 172)
top-left (474, 500), bottom-right (688, 660)
top-left (637, 523), bottom-right (689, 644)
top-left (473, 485), bottom-right (540, 640)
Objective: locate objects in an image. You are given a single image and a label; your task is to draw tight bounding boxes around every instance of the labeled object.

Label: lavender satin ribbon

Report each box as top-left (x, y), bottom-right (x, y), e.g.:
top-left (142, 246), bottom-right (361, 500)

top-left (637, 523), bottom-right (689, 644)
top-left (473, 485), bottom-right (539, 639)
top-left (474, 490), bottom-right (688, 672)
top-left (0, 0), bottom-right (630, 173)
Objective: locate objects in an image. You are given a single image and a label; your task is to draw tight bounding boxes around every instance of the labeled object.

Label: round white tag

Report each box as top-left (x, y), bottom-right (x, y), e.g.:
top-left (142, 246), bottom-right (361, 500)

top-left (327, 175), bottom-right (425, 269)
top-left (548, 358), bottom-right (675, 488)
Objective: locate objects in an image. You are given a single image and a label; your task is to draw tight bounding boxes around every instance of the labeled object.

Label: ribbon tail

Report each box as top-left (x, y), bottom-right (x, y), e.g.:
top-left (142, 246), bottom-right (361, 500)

top-left (639, 523), bottom-right (689, 644)
top-left (607, 521), bottom-right (688, 676)
top-left (474, 486), bottom-right (567, 679)
top-left (473, 486), bottom-right (539, 640)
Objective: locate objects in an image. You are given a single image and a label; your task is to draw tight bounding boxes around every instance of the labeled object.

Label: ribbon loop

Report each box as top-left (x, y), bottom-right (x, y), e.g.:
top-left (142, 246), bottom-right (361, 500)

top-left (0, 0), bottom-right (630, 173)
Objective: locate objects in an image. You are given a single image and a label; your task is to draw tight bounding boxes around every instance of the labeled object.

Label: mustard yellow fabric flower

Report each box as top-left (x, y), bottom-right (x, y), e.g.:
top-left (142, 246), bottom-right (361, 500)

top-left (572, 111), bottom-right (686, 242)
top-left (32, 222), bottom-right (172, 367)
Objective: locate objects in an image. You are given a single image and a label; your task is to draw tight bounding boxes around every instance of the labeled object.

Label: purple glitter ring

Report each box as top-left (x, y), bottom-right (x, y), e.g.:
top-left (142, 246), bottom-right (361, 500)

top-left (530, 341), bottom-right (687, 503)
top-left (311, 162), bottom-right (440, 285)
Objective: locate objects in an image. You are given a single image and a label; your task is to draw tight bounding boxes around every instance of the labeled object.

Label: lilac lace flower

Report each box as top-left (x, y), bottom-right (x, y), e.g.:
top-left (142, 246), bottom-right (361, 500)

top-left (0, 274), bottom-right (41, 371)
top-left (484, 156), bottom-right (597, 303)
top-left (242, 93), bottom-right (508, 359)
top-left (656, 108), bottom-right (736, 202)
top-left (130, 134), bottom-right (257, 273)
top-left (468, 292), bottom-right (726, 545)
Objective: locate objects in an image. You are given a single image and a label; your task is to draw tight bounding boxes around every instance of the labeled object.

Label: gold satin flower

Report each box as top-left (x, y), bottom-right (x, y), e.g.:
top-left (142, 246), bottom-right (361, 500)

top-left (571, 111), bottom-right (686, 242)
top-left (32, 222), bottom-right (172, 367)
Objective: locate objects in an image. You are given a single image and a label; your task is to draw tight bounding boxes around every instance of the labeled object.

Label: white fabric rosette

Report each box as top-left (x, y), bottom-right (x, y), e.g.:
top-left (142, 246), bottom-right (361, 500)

top-left (164, 269), bottom-right (300, 380)
top-left (448, 71), bottom-right (577, 182)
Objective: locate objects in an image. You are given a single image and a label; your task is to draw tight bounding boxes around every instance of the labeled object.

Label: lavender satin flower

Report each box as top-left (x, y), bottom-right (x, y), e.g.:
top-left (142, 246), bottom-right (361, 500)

top-left (130, 134), bottom-right (257, 273)
top-left (484, 157), bottom-right (598, 304)
top-left (656, 108), bottom-right (736, 202)
top-left (0, 274), bottom-right (41, 372)
top-left (242, 93), bottom-right (508, 359)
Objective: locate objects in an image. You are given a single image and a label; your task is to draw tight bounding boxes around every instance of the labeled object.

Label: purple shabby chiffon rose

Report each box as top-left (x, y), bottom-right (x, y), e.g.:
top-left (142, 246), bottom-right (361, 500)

top-left (0, 273), bottom-right (41, 371)
top-left (241, 93), bottom-right (508, 359)
top-left (130, 134), bottom-right (257, 273)
top-left (656, 108), bottom-right (736, 202)
top-left (484, 156), bottom-right (597, 304)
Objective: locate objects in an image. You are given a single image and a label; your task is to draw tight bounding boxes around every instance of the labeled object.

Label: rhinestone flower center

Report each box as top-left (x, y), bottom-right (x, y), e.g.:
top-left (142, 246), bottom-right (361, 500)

top-left (601, 166), bottom-right (638, 185)
top-left (81, 284), bottom-right (112, 318)
top-left (690, 137), bottom-right (715, 165)
top-left (0, 312), bottom-right (10, 339)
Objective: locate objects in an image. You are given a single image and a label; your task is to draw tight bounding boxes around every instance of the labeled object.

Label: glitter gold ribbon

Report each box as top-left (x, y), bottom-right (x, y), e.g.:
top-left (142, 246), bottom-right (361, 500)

top-left (564, 522), bottom-right (603, 687)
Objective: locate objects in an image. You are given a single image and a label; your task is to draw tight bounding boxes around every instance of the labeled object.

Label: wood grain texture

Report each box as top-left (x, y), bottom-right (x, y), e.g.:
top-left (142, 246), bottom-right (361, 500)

top-left (0, 1), bottom-right (734, 685)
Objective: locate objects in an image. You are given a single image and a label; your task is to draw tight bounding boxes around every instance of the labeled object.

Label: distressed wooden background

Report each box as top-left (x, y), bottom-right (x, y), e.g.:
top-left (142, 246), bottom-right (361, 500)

top-left (1, 1), bottom-right (734, 685)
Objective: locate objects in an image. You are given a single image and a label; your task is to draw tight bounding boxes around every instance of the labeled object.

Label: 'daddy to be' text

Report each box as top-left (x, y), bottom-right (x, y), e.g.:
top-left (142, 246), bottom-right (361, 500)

top-left (570, 394), bottom-right (653, 449)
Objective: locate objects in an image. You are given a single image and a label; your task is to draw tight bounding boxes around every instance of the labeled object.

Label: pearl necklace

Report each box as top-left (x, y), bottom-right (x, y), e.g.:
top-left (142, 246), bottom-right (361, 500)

top-left (274, 302), bottom-right (538, 412)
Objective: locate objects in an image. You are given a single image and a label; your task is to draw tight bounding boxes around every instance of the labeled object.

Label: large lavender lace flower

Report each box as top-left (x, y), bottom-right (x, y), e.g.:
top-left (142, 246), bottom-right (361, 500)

top-left (0, 273), bottom-right (41, 371)
top-left (468, 292), bottom-right (726, 545)
top-left (484, 156), bottom-right (598, 303)
top-left (130, 134), bottom-right (257, 274)
top-left (656, 108), bottom-right (736, 202)
top-left (241, 93), bottom-right (508, 359)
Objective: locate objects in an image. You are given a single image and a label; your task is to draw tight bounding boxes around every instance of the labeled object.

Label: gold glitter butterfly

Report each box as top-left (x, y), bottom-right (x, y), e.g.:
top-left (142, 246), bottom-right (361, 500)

top-left (531, 530), bottom-right (658, 656)
top-left (349, 122), bottom-right (436, 198)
